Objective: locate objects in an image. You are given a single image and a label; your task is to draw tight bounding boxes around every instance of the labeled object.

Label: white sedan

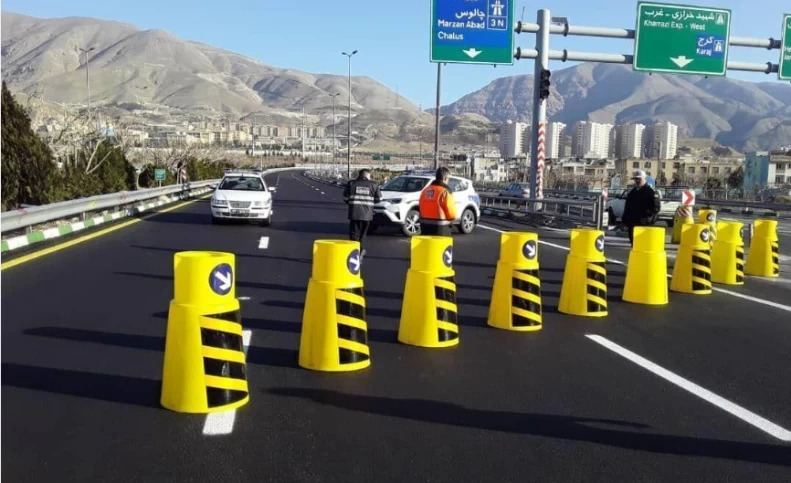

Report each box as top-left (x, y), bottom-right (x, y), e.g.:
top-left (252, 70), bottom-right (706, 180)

top-left (211, 171), bottom-right (276, 225)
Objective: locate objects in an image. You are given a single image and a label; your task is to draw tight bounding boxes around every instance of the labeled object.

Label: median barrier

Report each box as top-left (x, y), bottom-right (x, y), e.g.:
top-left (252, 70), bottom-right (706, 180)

top-left (671, 206), bottom-right (694, 245)
top-left (558, 229), bottom-right (608, 317)
top-left (487, 232), bottom-right (543, 332)
top-left (161, 251), bottom-right (249, 413)
top-left (698, 209), bottom-right (717, 247)
top-left (745, 219), bottom-right (780, 278)
top-left (622, 227), bottom-right (668, 305)
top-left (299, 240), bottom-right (371, 371)
top-left (670, 224), bottom-right (712, 295)
top-left (711, 221), bottom-right (745, 285)
top-left (398, 236), bottom-right (459, 347)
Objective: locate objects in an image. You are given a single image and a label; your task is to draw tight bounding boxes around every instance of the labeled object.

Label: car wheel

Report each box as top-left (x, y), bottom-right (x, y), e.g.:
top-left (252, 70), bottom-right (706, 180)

top-left (402, 209), bottom-right (421, 236)
top-left (260, 216), bottom-right (271, 227)
top-left (457, 208), bottom-right (476, 234)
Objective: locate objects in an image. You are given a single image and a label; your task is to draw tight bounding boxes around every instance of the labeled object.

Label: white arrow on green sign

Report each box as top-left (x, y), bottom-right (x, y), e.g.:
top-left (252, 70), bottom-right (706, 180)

top-left (780, 14), bottom-right (791, 81)
top-left (634, 2), bottom-right (731, 77)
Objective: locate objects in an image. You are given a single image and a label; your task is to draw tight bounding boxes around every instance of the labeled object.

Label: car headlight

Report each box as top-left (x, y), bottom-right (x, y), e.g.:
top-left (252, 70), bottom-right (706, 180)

top-left (387, 198), bottom-right (402, 204)
top-left (212, 199), bottom-right (227, 207)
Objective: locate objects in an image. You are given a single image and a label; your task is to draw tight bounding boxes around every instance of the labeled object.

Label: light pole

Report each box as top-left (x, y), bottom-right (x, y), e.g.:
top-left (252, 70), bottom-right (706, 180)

top-left (79, 47), bottom-right (95, 120)
top-left (329, 93), bottom-right (340, 164)
top-left (342, 50), bottom-right (358, 179)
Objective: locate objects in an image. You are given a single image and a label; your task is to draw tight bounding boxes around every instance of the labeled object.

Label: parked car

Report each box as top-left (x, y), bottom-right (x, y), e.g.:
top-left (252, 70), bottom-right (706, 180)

top-left (499, 182), bottom-right (531, 199)
top-left (606, 185), bottom-right (681, 227)
top-left (373, 173), bottom-right (481, 236)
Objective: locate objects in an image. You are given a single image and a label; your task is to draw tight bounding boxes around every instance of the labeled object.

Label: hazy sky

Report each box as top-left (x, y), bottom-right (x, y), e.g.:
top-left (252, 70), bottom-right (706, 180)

top-left (4, 0), bottom-right (789, 107)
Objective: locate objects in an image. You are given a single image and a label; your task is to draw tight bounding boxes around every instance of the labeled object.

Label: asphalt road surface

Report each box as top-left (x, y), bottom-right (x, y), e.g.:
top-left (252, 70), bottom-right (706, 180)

top-left (3, 170), bottom-right (791, 482)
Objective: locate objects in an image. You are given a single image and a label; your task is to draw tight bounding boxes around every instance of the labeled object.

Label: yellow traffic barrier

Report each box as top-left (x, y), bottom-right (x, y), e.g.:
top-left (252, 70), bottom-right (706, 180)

top-left (698, 209), bottom-right (717, 246)
top-left (399, 236), bottom-right (459, 347)
top-left (745, 219), bottom-right (780, 278)
top-left (559, 229), bottom-right (608, 317)
top-left (161, 252), bottom-right (249, 413)
top-left (670, 224), bottom-right (712, 295)
top-left (487, 232), bottom-right (542, 331)
top-left (299, 240), bottom-right (371, 372)
top-left (622, 227), bottom-right (668, 305)
top-left (711, 220), bottom-right (745, 285)
top-left (671, 205), bottom-right (694, 244)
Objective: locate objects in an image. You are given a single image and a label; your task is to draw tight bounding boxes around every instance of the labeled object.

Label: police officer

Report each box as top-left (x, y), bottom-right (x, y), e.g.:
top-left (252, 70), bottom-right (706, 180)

top-left (418, 167), bottom-right (458, 236)
top-left (622, 170), bottom-right (661, 246)
top-left (343, 169), bottom-right (382, 258)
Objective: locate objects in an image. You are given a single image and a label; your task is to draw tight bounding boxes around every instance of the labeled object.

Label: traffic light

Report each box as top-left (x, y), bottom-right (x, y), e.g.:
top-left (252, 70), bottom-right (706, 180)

top-left (539, 69), bottom-right (551, 100)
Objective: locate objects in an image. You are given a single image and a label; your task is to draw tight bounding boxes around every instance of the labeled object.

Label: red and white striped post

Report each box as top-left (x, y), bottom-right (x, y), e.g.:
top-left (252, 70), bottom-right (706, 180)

top-left (536, 122), bottom-right (546, 200)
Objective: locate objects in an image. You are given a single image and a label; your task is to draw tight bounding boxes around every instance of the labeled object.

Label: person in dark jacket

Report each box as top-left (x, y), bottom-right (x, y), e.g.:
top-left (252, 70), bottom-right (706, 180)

top-left (622, 170), bottom-right (661, 246)
top-left (343, 169), bottom-right (382, 258)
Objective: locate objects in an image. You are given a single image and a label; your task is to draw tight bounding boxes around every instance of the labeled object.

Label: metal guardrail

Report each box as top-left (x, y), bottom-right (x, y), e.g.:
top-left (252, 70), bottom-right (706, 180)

top-left (0, 166), bottom-right (311, 235)
top-left (479, 194), bottom-right (604, 229)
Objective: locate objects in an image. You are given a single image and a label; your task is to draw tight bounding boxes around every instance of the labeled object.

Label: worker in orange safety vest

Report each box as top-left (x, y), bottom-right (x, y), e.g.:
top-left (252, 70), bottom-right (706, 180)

top-left (418, 167), bottom-right (457, 236)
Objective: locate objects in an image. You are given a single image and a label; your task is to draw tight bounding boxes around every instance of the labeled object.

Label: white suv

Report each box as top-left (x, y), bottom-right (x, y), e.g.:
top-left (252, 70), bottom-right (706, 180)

top-left (373, 173), bottom-right (481, 236)
top-left (211, 169), bottom-right (276, 225)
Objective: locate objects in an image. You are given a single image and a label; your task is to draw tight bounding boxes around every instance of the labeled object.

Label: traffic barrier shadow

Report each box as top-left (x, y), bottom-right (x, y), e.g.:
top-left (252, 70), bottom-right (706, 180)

top-left (130, 245), bottom-right (313, 264)
top-left (267, 221), bottom-right (348, 236)
top-left (140, 211), bottom-right (211, 226)
top-left (268, 388), bottom-right (791, 467)
top-left (2, 362), bottom-right (160, 409)
top-left (245, 347), bottom-right (299, 368)
top-left (364, 255), bottom-right (496, 269)
top-left (25, 326), bottom-right (164, 351)
top-left (245, 316), bottom-right (399, 345)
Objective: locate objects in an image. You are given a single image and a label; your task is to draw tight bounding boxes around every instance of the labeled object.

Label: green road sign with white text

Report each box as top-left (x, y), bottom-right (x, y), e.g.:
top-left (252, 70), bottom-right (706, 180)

top-left (780, 14), bottom-right (791, 81)
top-left (634, 2), bottom-right (731, 76)
top-left (430, 0), bottom-right (514, 65)
top-left (155, 169), bottom-right (166, 181)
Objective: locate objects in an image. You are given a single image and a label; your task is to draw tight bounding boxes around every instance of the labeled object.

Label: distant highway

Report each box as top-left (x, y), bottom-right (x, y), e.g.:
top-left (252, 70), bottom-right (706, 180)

top-left (2, 170), bottom-right (790, 482)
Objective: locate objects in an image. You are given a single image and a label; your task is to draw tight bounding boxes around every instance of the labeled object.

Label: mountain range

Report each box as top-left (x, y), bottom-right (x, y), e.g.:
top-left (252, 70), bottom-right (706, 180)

top-left (2, 11), bottom-right (790, 152)
top-left (440, 63), bottom-right (791, 152)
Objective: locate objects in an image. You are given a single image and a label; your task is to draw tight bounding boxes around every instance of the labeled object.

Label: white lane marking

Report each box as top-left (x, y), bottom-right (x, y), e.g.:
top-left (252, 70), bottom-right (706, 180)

top-left (479, 224), bottom-right (791, 307)
top-left (202, 329), bottom-right (252, 436)
top-left (586, 334), bottom-right (791, 442)
top-left (320, 192), bottom-right (325, 195)
top-left (258, 236), bottom-right (269, 249)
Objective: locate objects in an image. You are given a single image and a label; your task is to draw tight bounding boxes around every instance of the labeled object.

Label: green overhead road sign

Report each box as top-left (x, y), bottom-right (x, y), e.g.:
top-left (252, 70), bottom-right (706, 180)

top-left (780, 14), bottom-right (791, 81)
top-left (430, 0), bottom-right (514, 65)
top-left (155, 168), bottom-right (166, 181)
top-left (634, 2), bottom-right (731, 76)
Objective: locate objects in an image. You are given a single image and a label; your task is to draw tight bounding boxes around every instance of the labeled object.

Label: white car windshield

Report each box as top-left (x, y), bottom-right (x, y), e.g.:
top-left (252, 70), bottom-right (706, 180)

top-left (219, 177), bottom-right (265, 191)
top-left (382, 176), bottom-right (429, 192)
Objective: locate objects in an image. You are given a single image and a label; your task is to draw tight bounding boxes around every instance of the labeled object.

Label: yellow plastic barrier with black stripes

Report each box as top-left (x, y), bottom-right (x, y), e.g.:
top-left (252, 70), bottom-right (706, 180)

top-left (559, 229), bottom-right (608, 317)
top-left (622, 226), bottom-right (668, 305)
top-left (398, 236), bottom-right (459, 348)
top-left (161, 252), bottom-right (249, 413)
top-left (745, 219), bottom-right (780, 278)
top-left (711, 220), bottom-right (745, 285)
top-left (487, 232), bottom-right (542, 331)
top-left (299, 240), bottom-right (371, 372)
top-left (671, 224), bottom-right (713, 295)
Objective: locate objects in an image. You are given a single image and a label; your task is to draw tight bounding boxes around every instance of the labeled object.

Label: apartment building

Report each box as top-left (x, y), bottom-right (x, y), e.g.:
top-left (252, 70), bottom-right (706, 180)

top-left (572, 121), bottom-right (614, 159)
top-left (499, 120), bottom-right (530, 159)
top-left (745, 150), bottom-right (791, 190)
top-left (545, 122), bottom-right (566, 159)
top-left (615, 123), bottom-right (646, 159)
top-left (648, 121), bottom-right (679, 159)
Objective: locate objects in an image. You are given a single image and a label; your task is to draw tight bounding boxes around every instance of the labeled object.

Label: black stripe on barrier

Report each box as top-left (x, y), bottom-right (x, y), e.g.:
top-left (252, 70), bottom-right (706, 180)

top-left (771, 245), bottom-right (779, 254)
top-left (512, 295), bottom-right (541, 318)
top-left (201, 328), bottom-right (244, 352)
top-left (338, 324), bottom-right (368, 345)
top-left (339, 287), bottom-right (365, 297)
top-left (512, 313), bottom-right (541, 327)
top-left (587, 284), bottom-right (606, 300)
top-left (435, 286), bottom-right (457, 304)
top-left (336, 300), bottom-right (365, 320)
top-left (205, 310), bottom-right (241, 324)
top-left (512, 277), bottom-right (540, 296)
top-left (339, 348), bottom-right (370, 364)
top-left (587, 300), bottom-right (607, 313)
top-left (206, 387), bottom-right (247, 408)
top-left (692, 269), bottom-right (711, 281)
top-left (586, 269), bottom-right (606, 285)
top-left (437, 329), bottom-right (459, 342)
top-left (204, 357), bottom-right (246, 380)
top-left (692, 255), bottom-right (711, 268)
top-left (437, 275), bottom-right (455, 284)
top-left (437, 307), bottom-right (458, 325)
top-left (736, 251), bottom-right (745, 261)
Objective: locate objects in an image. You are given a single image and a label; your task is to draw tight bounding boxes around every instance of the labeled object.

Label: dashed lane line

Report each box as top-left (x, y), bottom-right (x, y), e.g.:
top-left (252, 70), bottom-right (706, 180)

top-left (258, 236), bottom-right (270, 249)
top-left (477, 223), bottom-right (791, 313)
top-left (202, 329), bottom-right (252, 436)
top-left (587, 335), bottom-right (791, 442)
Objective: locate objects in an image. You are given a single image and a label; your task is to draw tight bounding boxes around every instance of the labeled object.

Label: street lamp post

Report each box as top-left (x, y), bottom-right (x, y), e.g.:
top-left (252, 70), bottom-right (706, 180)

top-left (342, 50), bottom-right (358, 179)
top-left (329, 93), bottom-right (340, 164)
top-left (79, 46), bottom-right (96, 120)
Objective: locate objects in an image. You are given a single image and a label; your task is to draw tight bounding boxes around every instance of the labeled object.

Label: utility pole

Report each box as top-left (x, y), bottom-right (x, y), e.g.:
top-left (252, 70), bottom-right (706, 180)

top-left (434, 63), bottom-right (442, 170)
top-left (301, 107), bottom-right (306, 162)
top-left (342, 50), bottom-right (358, 179)
top-left (329, 93), bottom-right (340, 164)
top-left (529, 9), bottom-right (550, 204)
top-left (79, 46), bottom-right (95, 122)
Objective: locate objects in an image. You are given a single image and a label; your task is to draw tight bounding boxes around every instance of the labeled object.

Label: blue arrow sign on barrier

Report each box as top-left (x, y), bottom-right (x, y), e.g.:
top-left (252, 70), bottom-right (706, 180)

top-left (209, 263), bottom-right (233, 295)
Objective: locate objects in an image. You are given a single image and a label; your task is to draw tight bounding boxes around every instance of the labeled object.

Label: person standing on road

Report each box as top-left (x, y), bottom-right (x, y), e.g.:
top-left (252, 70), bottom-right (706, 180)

top-left (343, 169), bottom-right (382, 259)
top-left (622, 169), bottom-right (661, 246)
top-left (418, 167), bottom-right (458, 237)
